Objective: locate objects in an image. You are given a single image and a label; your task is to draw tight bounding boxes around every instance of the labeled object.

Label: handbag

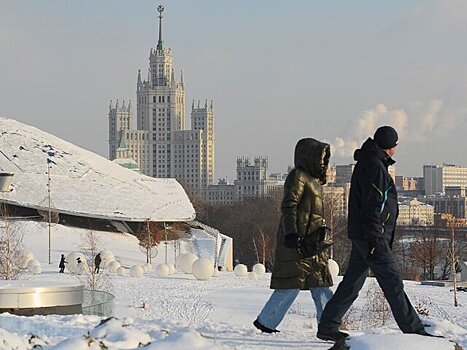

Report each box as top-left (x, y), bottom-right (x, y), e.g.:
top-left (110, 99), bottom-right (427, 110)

top-left (297, 226), bottom-right (334, 258)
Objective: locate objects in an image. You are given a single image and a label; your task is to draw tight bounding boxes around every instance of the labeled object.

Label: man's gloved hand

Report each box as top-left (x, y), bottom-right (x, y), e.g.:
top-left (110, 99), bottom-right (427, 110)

top-left (367, 238), bottom-right (384, 262)
top-left (284, 234), bottom-right (299, 249)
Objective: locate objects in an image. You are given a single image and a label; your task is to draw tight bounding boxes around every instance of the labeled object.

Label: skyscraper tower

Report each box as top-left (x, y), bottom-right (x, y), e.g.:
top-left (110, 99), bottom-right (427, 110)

top-left (109, 5), bottom-right (215, 191)
top-left (136, 5), bottom-right (185, 178)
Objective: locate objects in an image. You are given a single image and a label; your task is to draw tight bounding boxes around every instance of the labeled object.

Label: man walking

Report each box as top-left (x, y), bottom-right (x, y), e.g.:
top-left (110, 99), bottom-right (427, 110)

top-left (94, 253), bottom-right (102, 274)
top-left (317, 126), bottom-right (431, 342)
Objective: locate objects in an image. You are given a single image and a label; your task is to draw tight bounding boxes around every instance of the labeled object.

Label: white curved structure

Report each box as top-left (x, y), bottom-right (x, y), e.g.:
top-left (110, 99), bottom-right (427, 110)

top-left (0, 117), bottom-right (195, 223)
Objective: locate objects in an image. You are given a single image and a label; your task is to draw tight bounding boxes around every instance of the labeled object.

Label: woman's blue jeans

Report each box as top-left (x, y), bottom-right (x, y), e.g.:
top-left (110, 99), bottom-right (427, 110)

top-left (257, 287), bottom-right (333, 330)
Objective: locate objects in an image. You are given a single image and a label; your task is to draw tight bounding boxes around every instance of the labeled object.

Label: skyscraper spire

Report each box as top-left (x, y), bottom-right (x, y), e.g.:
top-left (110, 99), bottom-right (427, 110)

top-left (156, 5), bottom-right (164, 50)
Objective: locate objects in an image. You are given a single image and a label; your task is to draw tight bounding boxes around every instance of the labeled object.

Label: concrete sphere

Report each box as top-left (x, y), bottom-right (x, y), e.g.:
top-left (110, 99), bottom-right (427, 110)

top-left (130, 265), bottom-right (144, 278)
top-left (32, 265), bottom-right (42, 274)
top-left (234, 264), bottom-right (248, 277)
top-left (116, 266), bottom-right (126, 276)
top-left (155, 264), bottom-right (170, 277)
top-left (328, 259), bottom-right (340, 279)
top-left (252, 263), bottom-right (266, 275)
top-left (27, 259), bottom-right (40, 271)
top-left (108, 261), bottom-right (121, 273)
top-left (192, 258), bottom-right (214, 281)
top-left (181, 253), bottom-right (199, 274)
top-left (248, 271), bottom-right (258, 281)
top-left (166, 263), bottom-right (176, 275)
top-left (100, 251), bottom-right (115, 268)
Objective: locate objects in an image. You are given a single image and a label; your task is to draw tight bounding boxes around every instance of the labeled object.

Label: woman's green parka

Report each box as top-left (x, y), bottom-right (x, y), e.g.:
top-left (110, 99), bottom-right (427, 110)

top-left (270, 138), bottom-right (334, 290)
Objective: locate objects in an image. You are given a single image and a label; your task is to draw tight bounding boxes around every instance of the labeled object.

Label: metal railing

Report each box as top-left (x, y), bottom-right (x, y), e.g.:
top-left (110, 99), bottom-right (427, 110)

top-left (82, 290), bottom-right (115, 317)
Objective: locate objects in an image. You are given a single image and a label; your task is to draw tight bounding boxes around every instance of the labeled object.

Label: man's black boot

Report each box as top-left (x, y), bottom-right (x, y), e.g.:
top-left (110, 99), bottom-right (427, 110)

top-left (410, 328), bottom-right (444, 338)
top-left (316, 330), bottom-right (350, 342)
top-left (253, 318), bottom-right (279, 333)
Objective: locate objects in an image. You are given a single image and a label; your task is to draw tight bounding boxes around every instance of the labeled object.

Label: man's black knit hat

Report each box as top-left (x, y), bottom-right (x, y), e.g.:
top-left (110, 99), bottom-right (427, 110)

top-left (374, 126), bottom-right (399, 149)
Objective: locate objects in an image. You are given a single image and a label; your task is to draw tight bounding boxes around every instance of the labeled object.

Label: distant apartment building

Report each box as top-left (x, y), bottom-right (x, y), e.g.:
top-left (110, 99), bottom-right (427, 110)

top-left (423, 164), bottom-right (467, 195)
top-left (108, 7), bottom-right (215, 190)
top-left (203, 179), bottom-right (235, 205)
top-left (423, 195), bottom-right (467, 219)
top-left (234, 157), bottom-right (281, 202)
top-left (335, 163), bottom-right (395, 185)
top-left (323, 185), bottom-right (348, 218)
top-left (335, 164), bottom-right (355, 185)
top-left (397, 198), bottom-right (434, 226)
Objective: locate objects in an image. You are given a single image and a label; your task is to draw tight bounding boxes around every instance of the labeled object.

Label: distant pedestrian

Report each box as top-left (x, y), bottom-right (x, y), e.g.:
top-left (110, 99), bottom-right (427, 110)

top-left (59, 254), bottom-right (67, 273)
top-left (254, 138), bottom-right (334, 334)
top-left (94, 253), bottom-right (102, 274)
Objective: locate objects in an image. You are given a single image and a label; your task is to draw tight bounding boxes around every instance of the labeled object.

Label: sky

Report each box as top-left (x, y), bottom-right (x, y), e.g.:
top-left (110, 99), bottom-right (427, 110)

top-left (1, 0), bottom-right (467, 179)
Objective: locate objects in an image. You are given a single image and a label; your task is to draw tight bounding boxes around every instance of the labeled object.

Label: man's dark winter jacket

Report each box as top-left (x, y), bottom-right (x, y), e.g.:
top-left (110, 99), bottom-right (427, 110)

top-left (347, 138), bottom-right (398, 242)
top-left (270, 138), bottom-right (333, 290)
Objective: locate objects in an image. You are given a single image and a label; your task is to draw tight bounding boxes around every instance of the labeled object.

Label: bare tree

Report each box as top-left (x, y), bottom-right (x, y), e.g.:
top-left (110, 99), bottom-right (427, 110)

top-left (323, 187), bottom-right (349, 270)
top-left (409, 233), bottom-right (442, 280)
top-left (252, 227), bottom-right (273, 266)
top-left (79, 227), bottom-right (112, 293)
top-left (0, 204), bottom-right (25, 280)
top-left (137, 221), bottom-right (190, 263)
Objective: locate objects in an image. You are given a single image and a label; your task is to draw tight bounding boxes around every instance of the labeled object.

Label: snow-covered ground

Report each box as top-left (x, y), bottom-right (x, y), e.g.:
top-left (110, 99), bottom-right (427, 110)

top-left (0, 222), bottom-right (466, 350)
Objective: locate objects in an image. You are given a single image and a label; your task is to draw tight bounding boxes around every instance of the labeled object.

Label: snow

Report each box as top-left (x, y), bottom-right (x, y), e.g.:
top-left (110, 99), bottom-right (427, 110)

top-left (0, 117), bottom-right (195, 222)
top-left (0, 221), bottom-right (466, 349)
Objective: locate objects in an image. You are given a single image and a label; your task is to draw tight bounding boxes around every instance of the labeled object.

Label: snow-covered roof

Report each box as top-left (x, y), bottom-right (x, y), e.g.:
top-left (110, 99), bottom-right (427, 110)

top-left (0, 117), bottom-right (195, 222)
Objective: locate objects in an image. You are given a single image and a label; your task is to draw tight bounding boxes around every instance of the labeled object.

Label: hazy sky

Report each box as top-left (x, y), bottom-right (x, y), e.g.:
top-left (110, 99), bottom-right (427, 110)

top-left (1, 1), bottom-right (467, 179)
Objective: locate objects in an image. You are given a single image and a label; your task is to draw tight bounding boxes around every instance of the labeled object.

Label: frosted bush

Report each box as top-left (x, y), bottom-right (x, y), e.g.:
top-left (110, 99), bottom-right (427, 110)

top-left (108, 261), bottom-right (121, 273)
top-left (116, 266), bottom-right (126, 276)
top-left (181, 253), bottom-right (198, 274)
top-left (234, 264), bottom-right (248, 277)
top-left (248, 271), bottom-right (257, 281)
top-left (192, 258), bottom-right (214, 281)
top-left (130, 265), bottom-right (144, 277)
top-left (252, 263), bottom-right (266, 275)
top-left (155, 264), bottom-right (170, 277)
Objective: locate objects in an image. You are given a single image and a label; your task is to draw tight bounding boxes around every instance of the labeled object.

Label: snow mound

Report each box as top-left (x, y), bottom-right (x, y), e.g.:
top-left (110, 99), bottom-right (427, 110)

top-left (143, 329), bottom-right (222, 350)
top-left (348, 333), bottom-right (457, 350)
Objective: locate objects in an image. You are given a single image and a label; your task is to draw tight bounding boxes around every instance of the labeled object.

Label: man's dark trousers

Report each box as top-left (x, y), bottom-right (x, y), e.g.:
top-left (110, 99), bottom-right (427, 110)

top-left (318, 239), bottom-right (423, 333)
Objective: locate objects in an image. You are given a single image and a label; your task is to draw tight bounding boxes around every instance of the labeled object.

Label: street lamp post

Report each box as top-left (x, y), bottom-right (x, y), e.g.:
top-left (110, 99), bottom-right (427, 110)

top-left (164, 222), bottom-right (168, 264)
top-left (47, 159), bottom-right (52, 265)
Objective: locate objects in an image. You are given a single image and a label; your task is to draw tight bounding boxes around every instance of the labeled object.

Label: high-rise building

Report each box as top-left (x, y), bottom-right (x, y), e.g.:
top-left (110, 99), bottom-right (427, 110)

top-left (108, 6), bottom-right (215, 190)
top-left (424, 164), bottom-right (467, 195)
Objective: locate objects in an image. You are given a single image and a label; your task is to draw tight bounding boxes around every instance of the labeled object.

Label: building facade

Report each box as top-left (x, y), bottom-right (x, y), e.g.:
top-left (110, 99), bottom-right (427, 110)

top-left (424, 164), bottom-right (467, 195)
top-left (397, 198), bottom-right (434, 226)
top-left (108, 6), bottom-right (215, 190)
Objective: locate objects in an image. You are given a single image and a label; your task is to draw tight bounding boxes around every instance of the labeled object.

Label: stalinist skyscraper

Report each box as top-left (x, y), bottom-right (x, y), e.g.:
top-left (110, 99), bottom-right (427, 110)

top-left (109, 5), bottom-right (215, 191)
